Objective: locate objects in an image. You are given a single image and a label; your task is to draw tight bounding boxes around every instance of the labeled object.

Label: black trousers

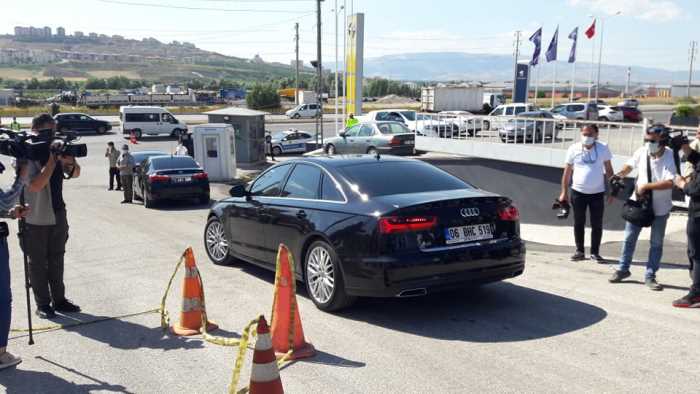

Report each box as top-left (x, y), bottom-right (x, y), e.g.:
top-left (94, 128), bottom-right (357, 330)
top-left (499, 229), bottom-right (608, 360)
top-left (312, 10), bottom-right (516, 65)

top-left (109, 167), bottom-right (122, 189)
top-left (24, 210), bottom-right (69, 307)
top-left (571, 190), bottom-right (605, 255)
top-left (688, 217), bottom-right (700, 293)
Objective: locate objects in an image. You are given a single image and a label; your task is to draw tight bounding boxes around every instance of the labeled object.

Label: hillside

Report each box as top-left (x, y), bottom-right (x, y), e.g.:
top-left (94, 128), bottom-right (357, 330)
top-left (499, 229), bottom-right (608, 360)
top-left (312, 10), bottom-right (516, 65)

top-left (0, 35), bottom-right (313, 83)
top-left (354, 52), bottom-right (700, 84)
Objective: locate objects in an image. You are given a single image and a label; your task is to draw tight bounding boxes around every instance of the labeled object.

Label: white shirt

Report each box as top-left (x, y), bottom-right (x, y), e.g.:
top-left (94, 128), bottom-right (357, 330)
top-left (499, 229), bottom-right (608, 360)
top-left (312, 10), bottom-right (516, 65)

top-left (565, 141), bottom-right (613, 194)
top-left (627, 146), bottom-right (677, 216)
top-left (174, 145), bottom-right (188, 156)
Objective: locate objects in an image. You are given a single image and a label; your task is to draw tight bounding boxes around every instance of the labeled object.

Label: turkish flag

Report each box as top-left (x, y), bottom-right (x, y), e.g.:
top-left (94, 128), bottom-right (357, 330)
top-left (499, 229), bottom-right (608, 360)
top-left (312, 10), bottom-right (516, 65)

top-left (585, 19), bottom-right (596, 39)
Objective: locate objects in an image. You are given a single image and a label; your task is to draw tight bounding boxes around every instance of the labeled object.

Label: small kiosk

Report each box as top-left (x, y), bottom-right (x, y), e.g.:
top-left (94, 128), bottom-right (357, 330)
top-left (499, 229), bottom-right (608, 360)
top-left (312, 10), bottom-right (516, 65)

top-left (204, 107), bottom-right (267, 165)
top-left (192, 123), bottom-right (237, 182)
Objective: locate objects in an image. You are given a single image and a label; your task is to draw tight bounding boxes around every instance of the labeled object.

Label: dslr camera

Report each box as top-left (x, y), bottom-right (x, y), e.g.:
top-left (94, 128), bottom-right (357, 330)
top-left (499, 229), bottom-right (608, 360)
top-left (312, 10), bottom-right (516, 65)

top-left (0, 128), bottom-right (87, 161)
top-left (552, 199), bottom-right (570, 220)
top-left (609, 175), bottom-right (625, 198)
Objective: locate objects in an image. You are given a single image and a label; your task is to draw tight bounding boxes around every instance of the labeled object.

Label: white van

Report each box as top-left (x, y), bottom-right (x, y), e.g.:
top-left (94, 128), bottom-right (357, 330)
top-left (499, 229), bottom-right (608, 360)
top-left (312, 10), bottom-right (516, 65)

top-left (120, 106), bottom-right (188, 139)
top-left (285, 103), bottom-right (321, 119)
top-left (486, 103), bottom-right (538, 130)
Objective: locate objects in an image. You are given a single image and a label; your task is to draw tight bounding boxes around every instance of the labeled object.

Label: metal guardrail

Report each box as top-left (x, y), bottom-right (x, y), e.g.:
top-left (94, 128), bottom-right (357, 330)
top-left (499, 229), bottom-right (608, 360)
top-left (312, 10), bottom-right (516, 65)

top-left (418, 114), bottom-right (697, 159)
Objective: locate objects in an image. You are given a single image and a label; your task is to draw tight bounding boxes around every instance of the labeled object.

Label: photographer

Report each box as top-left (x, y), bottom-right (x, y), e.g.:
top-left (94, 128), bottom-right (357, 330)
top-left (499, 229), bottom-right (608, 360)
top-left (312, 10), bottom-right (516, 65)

top-left (560, 125), bottom-right (614, 263)
top-left (24, 113), bottom-right (81, 319)
top-left (609, 124), bottom-right (676, 291)
top-left (0, 164), bottom-right (29, 370)
top-left (672, 134), bottom-right (700, 307)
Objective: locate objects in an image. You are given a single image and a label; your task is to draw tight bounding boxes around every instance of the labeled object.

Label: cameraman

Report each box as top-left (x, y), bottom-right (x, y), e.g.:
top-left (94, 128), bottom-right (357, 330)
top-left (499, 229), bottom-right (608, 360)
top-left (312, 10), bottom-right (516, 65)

top-left (673, 135), bottom-right (700, 307)
top-left (560, 124), bottom-right (614, 263)
top-left (23, 113), bottom-right (81, 319)
top-left (0, 164), bottom-right (29, 370)
top-left (609, 124), bottom-right (676, 291)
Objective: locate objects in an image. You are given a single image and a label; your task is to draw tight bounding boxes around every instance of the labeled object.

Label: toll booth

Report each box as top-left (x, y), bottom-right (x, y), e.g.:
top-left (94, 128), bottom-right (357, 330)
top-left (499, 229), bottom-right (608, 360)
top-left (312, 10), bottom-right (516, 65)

top-left (204, 107), bottom-right (267, 165)
top-left (192, 123), bottom-right (237, 182)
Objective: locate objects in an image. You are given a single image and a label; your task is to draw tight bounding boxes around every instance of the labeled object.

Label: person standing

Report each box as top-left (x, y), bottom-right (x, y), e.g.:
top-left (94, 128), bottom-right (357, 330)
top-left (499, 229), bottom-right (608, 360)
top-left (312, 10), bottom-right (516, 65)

top-left (117, 144), bottom-right (135, 204)
top-left (560, 125), bottom-right (614, 262)
top-left (24, 114), bottom-right (81, 318)
top-left (673, 137), bottom-right (700, 307)
top-left (265, 134), bottom-right (276, 162)
top-left (9, 117), bottom-right (21, 132)
top-left (609, 124), bottom-right (677, 291)
top-left (173, 136), bottom-right (188, 156)
top-left (0, 164), bottom-right (30, 370)
top-left (105, 142), bottom-right (121, 191)
top-left (345, 113), bottom-right (359, 128)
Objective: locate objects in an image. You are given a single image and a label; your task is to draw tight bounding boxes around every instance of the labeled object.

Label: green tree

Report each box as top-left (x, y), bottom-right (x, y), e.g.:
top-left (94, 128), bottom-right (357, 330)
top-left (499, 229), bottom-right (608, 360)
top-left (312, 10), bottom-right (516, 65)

top-left (85, 78), bottom-right (107, 89)
top-left (27, 78), bottom-right (41, 90)
top-left (246, 83), bottom-right (280, 109)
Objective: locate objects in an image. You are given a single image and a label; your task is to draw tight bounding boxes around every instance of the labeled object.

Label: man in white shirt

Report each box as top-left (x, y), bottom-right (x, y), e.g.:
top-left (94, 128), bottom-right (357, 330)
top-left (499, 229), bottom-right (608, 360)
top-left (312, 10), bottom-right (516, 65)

top-left (560, 125), bottom-right (614, 262)
top-left (173, 136), bottom-right (189, 156)
top-left (609, 124), bottom-right (677, 291)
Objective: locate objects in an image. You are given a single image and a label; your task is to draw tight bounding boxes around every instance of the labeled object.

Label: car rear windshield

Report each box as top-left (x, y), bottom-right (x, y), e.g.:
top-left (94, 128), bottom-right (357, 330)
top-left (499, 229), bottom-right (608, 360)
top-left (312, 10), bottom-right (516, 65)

top-left (151, 156), bottom-right (198, 170)
top-left (339, 161), bottom-right (470, 197)
top-left (377, 123), bottom-right (411, 134)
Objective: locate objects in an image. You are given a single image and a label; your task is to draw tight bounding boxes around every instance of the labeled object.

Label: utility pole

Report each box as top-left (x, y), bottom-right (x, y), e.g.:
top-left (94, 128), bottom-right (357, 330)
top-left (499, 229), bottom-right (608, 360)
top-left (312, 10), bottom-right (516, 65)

top-left (513, 30), bottom-right (522, 100)
top-left (624, 67), bottom-right (631, 97)
top-left (334, 0), bottom-right (339, 137)
top-left (316, 0), bottom-right (324, 146)
top-left (295, 22), bottom-right (300, 105)
top-left (689, 40), bottom-right (698, 98)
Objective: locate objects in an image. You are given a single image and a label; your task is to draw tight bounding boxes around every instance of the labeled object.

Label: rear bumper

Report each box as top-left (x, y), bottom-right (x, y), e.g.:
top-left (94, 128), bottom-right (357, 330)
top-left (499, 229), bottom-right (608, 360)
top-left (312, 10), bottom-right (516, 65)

top-left (150, 185), bottom-right (210, 200)
top-left (343, 238), bottom-right (526, 297)
top-left (378, 145), bottom-right (414, 155)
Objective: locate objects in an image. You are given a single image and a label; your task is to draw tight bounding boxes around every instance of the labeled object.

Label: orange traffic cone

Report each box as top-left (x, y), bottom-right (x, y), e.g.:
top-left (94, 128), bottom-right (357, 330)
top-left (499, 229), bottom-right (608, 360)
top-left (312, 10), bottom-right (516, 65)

top-left (270, 244), bottom-right (315, 360)
top-left (171, 248), bottom-right (218, 336)
top-left (129, 131), bottom-right (138, 144)
top-left (249, 316), bottom-right (284, 394)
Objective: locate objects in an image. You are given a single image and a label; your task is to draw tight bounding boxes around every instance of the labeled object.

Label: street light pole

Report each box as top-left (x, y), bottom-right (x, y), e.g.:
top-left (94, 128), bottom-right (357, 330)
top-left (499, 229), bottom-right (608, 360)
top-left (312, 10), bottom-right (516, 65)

top-left (316, 0), bottom-right (324, 146)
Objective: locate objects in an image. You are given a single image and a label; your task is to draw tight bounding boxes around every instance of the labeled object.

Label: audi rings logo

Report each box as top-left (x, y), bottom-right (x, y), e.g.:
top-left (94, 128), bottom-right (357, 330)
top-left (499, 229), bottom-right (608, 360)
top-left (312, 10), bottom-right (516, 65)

top-left (460, 208), bottom-right (480, 218)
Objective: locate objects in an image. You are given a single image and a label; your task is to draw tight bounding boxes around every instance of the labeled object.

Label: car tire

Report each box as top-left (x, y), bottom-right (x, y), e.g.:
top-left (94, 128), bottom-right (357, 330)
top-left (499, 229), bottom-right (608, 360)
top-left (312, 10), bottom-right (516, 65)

top-left (326, 144), bottom-right (336, 155)
top-left (483, 120), bottom-right (491, 131)
top-left (500, 136), bottom-right (507, 143)
top-left (293, 113), bottom-right (301, 119)
top-left (304, 240), bottom-right (355, 312)
top-left (535, 129), bottom-right (542, 143)
top-left (272, 146), bottom-right (282, 156)
top-left (204, 216), bottom-right (235, 266)
top-left (97, 126), bottom-right (106, 134)
top-left (366, 147), bottom-right (378, 155)
top-left (599, 117), bottom-right (609, 122)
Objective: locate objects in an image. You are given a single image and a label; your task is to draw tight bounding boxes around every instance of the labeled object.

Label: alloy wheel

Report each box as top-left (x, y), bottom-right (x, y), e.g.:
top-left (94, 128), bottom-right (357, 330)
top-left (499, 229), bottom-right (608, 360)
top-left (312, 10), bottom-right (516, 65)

top-left (205, 220), bottom-right (229, 263)
top-left (306, 245), bottom-right (335, 304)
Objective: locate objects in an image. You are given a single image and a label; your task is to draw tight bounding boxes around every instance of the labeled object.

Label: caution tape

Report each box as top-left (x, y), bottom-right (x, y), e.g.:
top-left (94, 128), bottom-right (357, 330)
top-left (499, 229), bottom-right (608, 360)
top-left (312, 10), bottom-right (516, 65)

top-left (10, 308), bottom-right (160, 334)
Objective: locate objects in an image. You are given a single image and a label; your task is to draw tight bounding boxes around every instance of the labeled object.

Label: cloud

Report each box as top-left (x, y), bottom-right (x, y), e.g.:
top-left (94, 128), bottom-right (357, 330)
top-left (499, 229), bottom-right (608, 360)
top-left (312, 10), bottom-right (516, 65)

top-left (568, 0), bottom-right (682, 22)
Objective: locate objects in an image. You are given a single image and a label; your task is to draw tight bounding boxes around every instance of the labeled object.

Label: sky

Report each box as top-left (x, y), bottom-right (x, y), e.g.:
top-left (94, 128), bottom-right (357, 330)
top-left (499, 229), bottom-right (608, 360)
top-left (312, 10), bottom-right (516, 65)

top-left (2, 0), bottom-right (698, 71)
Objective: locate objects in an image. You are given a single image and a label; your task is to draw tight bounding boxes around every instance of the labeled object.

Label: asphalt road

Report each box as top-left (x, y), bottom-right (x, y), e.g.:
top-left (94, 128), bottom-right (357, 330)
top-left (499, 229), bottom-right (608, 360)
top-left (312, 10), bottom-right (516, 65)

top-left (1, 132), bottom-right (699, 393)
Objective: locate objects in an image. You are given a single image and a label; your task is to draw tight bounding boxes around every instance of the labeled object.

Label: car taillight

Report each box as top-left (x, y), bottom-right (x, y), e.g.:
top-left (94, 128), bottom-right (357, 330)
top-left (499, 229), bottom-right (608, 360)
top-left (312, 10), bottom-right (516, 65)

top-left (379, 216), bottom-right (437, 234)
top-left (193, 172), bottom-right (208, 180)
top-left (498, 205), bottom-right (520, 221)
top-left (149, 174), bottom-right (170, 183)
top-left (389, 137), bottom-right (401, 146)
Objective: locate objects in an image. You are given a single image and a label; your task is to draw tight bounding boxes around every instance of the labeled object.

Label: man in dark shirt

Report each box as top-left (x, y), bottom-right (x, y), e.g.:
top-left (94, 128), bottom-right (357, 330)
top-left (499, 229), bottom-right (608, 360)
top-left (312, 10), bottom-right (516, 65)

top-left (673, 137), bottom-right (700, 308)
top-left (23, 113), bottom-right (82, 319)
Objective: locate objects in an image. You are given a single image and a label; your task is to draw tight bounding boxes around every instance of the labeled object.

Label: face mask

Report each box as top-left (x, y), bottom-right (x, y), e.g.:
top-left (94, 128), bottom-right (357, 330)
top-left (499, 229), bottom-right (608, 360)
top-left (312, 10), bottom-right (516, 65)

top-left (581, 135), bottom-right (595, 146)
top-left (646, 141), bottom-right (660, 154)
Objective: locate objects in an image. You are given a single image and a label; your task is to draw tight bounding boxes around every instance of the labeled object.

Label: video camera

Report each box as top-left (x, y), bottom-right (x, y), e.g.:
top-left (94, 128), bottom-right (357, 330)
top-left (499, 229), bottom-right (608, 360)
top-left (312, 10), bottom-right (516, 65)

top-left (0, 128), bottom-right (87, 162)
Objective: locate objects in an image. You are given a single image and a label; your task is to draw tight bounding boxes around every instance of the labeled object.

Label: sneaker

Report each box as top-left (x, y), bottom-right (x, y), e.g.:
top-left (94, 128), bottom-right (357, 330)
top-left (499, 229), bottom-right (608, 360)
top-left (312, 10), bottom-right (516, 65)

top-left (116, 187), bottom-right (122, 191)
top-left (35, 305), bottom-right (56, 319)
top-left (672, 292), bottom-right (700, 308)
top-left (107, 187), bottom-right (113, 191)
top-left (645, 278), bottom-right (663, 291)
top-left (0, 352), bottom-right (22, 370)
top-left (571, 251), bottom-right (586, 261)
top-left (590, 254), bottom-right (606, 264)
top-left (54, 299), bottom-right (81, 313)
top-left (120, 200), bottom-right (131, 204)
top-left (609, 270), bottom-right (631, 283)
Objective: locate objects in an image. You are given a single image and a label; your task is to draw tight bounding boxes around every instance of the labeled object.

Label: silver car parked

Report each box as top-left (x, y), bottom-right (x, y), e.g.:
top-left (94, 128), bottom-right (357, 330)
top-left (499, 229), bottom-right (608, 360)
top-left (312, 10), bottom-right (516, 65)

top-left (324, 121), bottom-right (415, 155)
top-left (498, 111), bottom-right (557, 143)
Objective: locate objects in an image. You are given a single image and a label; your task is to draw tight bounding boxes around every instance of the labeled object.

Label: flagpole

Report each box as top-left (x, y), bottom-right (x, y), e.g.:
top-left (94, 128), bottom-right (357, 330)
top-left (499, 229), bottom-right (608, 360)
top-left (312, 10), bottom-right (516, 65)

top-left (551, 61), bottom-right (557, 108)
top-left (588, 36), bottom-right (595, 102)
top-left (571, 61), bottom-right (576, 99)
top-left (534, 64), bottom-right (540, 106)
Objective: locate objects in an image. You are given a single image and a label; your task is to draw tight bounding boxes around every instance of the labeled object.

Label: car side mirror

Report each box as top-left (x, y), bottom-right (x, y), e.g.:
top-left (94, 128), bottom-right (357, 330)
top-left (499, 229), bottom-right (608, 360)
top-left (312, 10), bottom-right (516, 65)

top-left (229, 184), bottom-right (248, 198)
top-left (339, 132), bottom-right (346, 138)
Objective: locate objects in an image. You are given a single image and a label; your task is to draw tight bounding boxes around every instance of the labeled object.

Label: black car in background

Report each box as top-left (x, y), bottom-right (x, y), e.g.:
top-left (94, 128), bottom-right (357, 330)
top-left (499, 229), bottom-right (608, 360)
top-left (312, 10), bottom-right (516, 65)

top-left (204, 156), bottom-right (525, 312)
top-left (133, 155), bottom-right (210, 208)
top-left (54, 113), bottom-right (112, 134)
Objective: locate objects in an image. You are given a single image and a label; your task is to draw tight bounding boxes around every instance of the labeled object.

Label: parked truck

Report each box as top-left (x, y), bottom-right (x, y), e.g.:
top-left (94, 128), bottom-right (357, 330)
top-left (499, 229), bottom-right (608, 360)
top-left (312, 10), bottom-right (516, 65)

top-left (80, 92), bottom-right (197, 107)
top-left (296, 90), bottom-right (317, 105)
top-left (421, 86), bottom-right (484, 113)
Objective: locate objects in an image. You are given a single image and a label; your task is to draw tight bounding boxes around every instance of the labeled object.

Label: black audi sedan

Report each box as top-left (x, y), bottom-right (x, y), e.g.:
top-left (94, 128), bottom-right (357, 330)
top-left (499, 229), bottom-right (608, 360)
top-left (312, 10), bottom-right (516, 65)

top-left (54, 113), bottom-right (112, 135)
top-left (134, 155), bottom-right (210, 208)
top-left (204, 155), bottom-right (525, 311)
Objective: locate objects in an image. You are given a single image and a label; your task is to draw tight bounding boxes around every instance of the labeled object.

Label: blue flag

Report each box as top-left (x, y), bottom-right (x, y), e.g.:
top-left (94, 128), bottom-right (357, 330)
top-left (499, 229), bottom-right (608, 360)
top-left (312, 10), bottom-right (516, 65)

top-left (568, 27), bottom-right (578, 63)
top-left (529, 28), bottom-right (542, 66)
top-left (545, 26), bottom-right (558, 63)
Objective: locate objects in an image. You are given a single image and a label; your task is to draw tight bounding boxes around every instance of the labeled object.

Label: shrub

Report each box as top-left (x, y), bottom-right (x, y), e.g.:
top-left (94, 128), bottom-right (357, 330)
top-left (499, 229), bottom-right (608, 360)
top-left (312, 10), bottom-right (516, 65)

top-left (246, 84), bottom-right (280, 109)
top-left (674, 105), bottom-right (699, 118)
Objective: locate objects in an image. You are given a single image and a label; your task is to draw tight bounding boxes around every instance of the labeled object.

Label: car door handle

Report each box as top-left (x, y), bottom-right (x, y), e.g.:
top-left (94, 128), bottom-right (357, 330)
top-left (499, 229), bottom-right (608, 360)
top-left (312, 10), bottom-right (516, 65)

top-left (296, 210), bottom-right (307, 219)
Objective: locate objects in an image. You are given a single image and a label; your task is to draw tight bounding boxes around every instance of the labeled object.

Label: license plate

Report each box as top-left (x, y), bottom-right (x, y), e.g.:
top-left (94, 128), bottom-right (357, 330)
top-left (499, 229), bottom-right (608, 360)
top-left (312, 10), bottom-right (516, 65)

top-left (444, 224), bottom-right (494, 245)
top-left (174, 176), bottom-right (191, 183)
top-left (404, 140), bottom-right (415, 145)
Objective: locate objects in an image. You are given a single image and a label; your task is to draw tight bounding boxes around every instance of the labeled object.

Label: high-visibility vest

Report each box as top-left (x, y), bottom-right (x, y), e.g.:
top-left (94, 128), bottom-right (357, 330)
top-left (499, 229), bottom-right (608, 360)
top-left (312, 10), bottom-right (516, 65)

top-left (10, 121), bottom-right (20, 131)
top-left (345, 118), bottom-right (359, 128)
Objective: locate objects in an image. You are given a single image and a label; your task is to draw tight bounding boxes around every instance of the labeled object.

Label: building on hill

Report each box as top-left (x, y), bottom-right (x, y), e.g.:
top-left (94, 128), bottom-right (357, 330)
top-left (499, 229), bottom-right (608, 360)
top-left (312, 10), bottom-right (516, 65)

top-left (74, 31), bottom-right (84, 38)
top-left (57, 27), bottom-right (66, 37)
